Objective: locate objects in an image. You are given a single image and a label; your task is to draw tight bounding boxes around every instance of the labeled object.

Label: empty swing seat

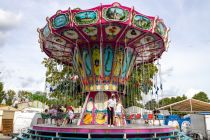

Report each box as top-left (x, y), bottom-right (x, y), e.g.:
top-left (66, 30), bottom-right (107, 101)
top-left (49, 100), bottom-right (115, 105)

top-left (148, 114), bottom-right (154, 120)
top-left (157, 114), bottom-right (164, 120)
top-left (143, 114), bottom-right (148, 120)
top-left (135, 114), bottom-right (141, 119)
top-left (128, 114), bottom-right (135, 120)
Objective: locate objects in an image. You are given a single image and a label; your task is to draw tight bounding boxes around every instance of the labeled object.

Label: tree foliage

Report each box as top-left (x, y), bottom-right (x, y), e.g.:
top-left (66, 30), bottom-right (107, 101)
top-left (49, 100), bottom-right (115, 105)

top-left (145, 99), bottom-right (158, 110)
top-left (5, 90), bottom-right (16, 105)
top-left (42, 58), bottom-right (84, 107)
top-left (192, 91), bottom-right (209, 102)
top-left (122, 63), bottom-right (158, 108)
top-left (18, 90), bottom-right (32, 100)
top-left (0, 82), bottom-right (5, 104)
top-left (158, 95), bottom-right (187, 107)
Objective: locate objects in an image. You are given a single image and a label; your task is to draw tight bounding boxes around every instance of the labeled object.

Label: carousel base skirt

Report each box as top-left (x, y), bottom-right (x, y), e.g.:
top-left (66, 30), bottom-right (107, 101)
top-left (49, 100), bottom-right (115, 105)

top-left (16, 124), bottom-right (187, 140)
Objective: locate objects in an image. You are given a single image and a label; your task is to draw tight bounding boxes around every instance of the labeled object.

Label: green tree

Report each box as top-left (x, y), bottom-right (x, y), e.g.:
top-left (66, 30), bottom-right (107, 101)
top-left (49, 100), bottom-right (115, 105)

top-left (145, 99), bottom-right (158, 110)
top-left (193, 91), bottom-right (209, 102)
top-left (159, 95), bottom-right (187, 107)
top-left (18, 90), bottom-right (32, 101)
top-left (0, 82), bottom-right (5, 104)
top-left (5, 90), bottom-right (16, 105)
top-left (29, 91), bottom-right (48, 103)
top-left (122, 63), bottom-right (158, 108)
top-left (42, 58), bottom-right (84, 107)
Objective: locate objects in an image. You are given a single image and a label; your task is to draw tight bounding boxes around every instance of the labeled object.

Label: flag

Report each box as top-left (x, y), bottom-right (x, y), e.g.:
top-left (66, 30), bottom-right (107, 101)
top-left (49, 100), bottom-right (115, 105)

top-left (160, 83), bottom-right (163, 90)
top-left (50, 87), bottom-right (54, 92)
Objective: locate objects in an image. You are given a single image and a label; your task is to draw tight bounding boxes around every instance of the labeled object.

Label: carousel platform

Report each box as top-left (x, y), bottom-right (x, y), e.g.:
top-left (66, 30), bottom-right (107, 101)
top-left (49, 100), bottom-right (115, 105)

top-left (15, 124), bottom-right (191, 140)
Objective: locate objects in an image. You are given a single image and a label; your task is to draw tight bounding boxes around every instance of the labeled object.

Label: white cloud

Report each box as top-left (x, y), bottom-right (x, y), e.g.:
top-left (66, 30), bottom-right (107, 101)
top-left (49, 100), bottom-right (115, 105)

top-left (0, 9), bottom-right (22, 31)
top-left (0, 9), bottom-right (22, 47)
top-left (184, 88), bottom-right (201, 99)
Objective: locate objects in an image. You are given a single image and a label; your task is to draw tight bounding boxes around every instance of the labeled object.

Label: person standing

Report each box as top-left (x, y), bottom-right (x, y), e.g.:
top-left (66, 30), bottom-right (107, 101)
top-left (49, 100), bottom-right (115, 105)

top-left (115, 99), bottom-right (125, 126)
top-left (107, 93), bottom-right (116, 127)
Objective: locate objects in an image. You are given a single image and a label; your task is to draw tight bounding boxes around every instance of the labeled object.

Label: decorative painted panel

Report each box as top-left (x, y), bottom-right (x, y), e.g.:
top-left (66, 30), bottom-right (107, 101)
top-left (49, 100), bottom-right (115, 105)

top-left (82, 49), bottom-right (92, 76)
top-left (103, 7), bottom-right (129, 22)
top-left (82, 26), bottom-right (98, 40)
top-left (74, 48), bottom-right (85, 78)
top-left (74, 11), bottom-right (98, 25)
top-left (126, 29), bottom-right (142, 39)
top-left (113, 46), bottom-right (124, 77)
top-left (103, 45), bottom-right (114, 76)
top-left (155, 22), bottom-right (167, 36)
top-left (91, 44), bottom-right (100, 76)
top-left (105, 25), bottom-right (121, 40)
top-left (63, 29), bottom-right (79, 40)
top-left (133, 15), bottom-right (151, 30)
top-left (52, 14), bottom-right (69, 29)
top-left (51, 36), bottom-right (66, 46)
top-left (94, 92), bottom-right (108, 124)
top-left (121, 47), bottom-right (134, 78)
top-left (43, 25), bottom-right (50, 38)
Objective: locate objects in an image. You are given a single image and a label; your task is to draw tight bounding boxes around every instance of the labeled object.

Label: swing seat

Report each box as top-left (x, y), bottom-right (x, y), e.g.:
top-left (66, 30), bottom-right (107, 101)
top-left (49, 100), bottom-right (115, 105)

top-left (143, 114), bottom-right (148, 120)
top-left (157, 114), bottom-right (164, 120)
top-left (135, 114), bottom-right (141, 119)
top-left (148, 114), bottom-right (153, 120)
top-left (127, 114), bottom-right (135, 120)
top-left (41, 113), bottom-right (50, 119)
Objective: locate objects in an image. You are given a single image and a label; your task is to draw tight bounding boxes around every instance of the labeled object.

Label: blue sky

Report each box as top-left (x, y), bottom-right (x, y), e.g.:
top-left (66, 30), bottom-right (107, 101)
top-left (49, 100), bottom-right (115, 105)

top-left (0, 0), bottom-right (210, 99)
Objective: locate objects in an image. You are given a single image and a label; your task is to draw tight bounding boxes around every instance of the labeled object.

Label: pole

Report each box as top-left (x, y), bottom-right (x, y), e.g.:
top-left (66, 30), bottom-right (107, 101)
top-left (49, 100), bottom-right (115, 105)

top-left (190, 99), bottom-right (193, 113)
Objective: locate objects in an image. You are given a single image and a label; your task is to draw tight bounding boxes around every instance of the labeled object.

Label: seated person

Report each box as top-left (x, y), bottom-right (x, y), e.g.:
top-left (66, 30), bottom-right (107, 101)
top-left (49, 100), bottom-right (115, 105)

top-left (153, 108), bottom-right (160, 126)
top-left (143, 112), bottom-right (149, 125)
top-left (68, 107), bottom-right (74, 124)
top-left (49, 106), bottom-right (57, 125)
top-left (41, 109), bottom-right (50, 124)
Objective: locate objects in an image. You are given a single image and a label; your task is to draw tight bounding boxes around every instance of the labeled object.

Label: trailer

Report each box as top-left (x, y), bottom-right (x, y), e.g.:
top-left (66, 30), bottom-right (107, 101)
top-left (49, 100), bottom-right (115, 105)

top-left (187, 114), bottom-right (210, 140)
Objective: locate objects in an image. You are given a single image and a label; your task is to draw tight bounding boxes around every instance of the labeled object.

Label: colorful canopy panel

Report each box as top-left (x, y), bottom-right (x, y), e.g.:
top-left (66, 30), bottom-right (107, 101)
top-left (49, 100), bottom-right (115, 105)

top-left (38, 2), bottom-right (169, 92)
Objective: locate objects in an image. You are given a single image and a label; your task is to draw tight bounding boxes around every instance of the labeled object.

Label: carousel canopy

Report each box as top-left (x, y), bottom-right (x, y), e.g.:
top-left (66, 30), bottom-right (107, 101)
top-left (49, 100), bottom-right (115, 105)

top-left (38, 2), bottom-right (169, 92)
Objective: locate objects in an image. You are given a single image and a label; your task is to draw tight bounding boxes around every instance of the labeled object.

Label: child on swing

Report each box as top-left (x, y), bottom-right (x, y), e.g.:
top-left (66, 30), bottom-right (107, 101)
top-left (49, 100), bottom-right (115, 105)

top-left (115, 99), bottom-right (126, 127)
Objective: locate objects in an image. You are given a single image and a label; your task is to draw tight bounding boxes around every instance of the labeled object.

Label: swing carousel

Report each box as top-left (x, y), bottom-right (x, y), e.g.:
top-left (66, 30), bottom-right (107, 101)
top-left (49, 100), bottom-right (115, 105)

top-left (16, 2), bottom-right (190, 140)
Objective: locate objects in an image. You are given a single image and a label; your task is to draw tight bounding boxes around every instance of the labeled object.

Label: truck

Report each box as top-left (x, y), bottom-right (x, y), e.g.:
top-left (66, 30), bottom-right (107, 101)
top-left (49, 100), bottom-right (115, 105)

top-left (187, 114), bottom-right (210, 140)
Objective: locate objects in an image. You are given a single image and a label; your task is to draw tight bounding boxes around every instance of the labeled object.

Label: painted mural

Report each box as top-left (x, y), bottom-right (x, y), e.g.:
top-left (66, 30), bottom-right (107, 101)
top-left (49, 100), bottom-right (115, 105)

top-left (82, 49), bottom-right (92, 76)
top-left (74, 11), bottom-right (98, 25)
top-left (133, 15), bottom-right (151, 30)
top-left (94, 92), bottom-right (108, 124)
top-left (91, 45), bottom-right (100, 76)
top-left (51, 36), bottom-right (66, 46)
top-left (63, 29), bottom-right (79, 40)
top-left (126, 29), bottom-right (142, 39)
top-left (121, 47), bottom-right (134, 78)
top-left (105, 25), bottom-right (121, 40)
top-left (74, 48), bottom-right (85, 78)
top-left (43, 25), bottom-right (50, 38)
top-left (52, 14), bottom-right (69, 29)
top-left (103, 7), bottom-right (129, 21)
top-left (155, 22), bottom-right (167, 36)
top-left (113, 46), bottom-right (124, 77)
top-left (82, 26), bottom-right (98, 40)
top-left (83, 98), bottom-right (93, 124)
top-left (83, 26), bottom-right (97, 36)
top-left (104, 45), bottom-right (114, 76)
top-left (140, 35), bottom-right (155, 45)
